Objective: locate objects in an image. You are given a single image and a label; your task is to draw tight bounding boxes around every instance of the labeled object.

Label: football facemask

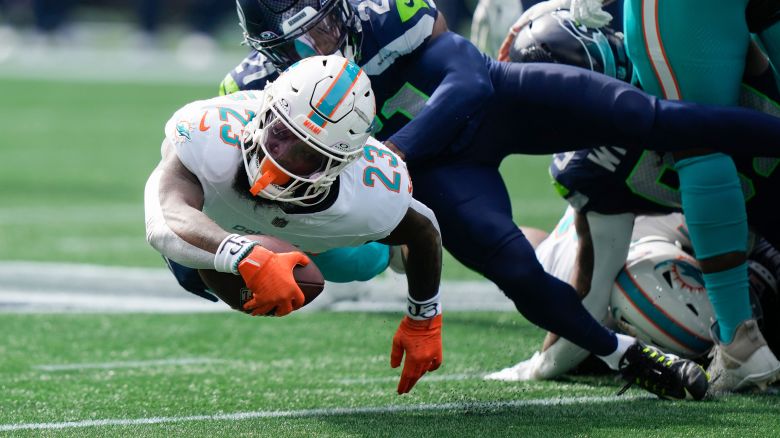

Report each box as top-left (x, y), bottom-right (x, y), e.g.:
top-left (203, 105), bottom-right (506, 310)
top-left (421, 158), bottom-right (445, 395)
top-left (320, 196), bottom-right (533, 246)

top-left (242, 110), bottom-right (347, 204)
top-left (241, 55), bottom-right (375, 205)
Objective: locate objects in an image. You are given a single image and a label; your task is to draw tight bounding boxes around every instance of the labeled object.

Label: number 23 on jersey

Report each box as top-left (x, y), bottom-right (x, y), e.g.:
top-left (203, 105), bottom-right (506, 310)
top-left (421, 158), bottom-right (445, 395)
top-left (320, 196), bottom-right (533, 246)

top-left (362, 144), bottom-right (412, 194)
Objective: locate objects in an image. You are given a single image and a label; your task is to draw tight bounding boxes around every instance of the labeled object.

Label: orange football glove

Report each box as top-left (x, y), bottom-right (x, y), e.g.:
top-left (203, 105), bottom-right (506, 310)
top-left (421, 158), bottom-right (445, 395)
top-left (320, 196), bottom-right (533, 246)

top-left (238, 245), bottom-right (310, 317)
top-left (390, 314), bottom-right (443, 394)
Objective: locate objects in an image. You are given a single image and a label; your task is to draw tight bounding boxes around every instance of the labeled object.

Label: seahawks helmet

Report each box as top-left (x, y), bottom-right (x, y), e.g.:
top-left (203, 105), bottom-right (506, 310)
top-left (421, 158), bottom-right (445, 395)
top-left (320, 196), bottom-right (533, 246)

top-left (240, 55), bottom-right (375, 205)
top-left (509, 9), bottom-right (633, 83)
top-left (237, 0), bottom-right (360, 69)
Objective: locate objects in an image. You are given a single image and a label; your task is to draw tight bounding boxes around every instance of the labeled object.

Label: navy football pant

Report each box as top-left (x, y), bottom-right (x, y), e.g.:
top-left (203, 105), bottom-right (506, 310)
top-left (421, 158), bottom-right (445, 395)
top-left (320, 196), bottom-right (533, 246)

top-left (476, 62), bottom-right (780, 158)
top-left (412, 163), bottom-right (619, 355)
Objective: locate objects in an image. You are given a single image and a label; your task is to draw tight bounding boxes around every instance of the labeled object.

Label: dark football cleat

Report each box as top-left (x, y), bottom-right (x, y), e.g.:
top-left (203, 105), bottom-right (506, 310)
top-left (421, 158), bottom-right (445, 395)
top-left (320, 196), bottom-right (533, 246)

top-left (617, 341), bottom-right (709, 400)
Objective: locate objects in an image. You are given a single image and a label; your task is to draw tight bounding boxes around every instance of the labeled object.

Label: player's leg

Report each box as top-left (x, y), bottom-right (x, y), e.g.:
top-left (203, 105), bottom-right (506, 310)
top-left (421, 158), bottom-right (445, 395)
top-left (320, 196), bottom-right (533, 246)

top-left (411, 162), bottom-right (708, 398)
top-left (411, 162), bottom-right (619, 354)
top-left (488, 208), bottom-right (636, 381)
top-left (624, 0), bottom-right (779, 391)
top-left (484, 61), bottom-right (780, 157)
top-left (748, 0), bottom-right (780, 83)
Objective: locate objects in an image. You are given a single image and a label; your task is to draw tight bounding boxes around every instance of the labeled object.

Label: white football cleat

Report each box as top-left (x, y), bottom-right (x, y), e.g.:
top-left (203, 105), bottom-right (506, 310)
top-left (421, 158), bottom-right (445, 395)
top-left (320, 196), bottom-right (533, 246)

top-left (707, 319), bottom-right (780, 394)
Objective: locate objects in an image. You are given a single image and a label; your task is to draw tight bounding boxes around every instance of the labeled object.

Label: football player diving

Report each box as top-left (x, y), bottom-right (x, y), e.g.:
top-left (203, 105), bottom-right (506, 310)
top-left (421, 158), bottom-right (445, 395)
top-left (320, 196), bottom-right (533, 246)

top-left (220, 0), bottom-right (780, 400)
top-left (145, 55), bottom-right (442, 395)
top-left (502, 7), bottom-right (780, 393)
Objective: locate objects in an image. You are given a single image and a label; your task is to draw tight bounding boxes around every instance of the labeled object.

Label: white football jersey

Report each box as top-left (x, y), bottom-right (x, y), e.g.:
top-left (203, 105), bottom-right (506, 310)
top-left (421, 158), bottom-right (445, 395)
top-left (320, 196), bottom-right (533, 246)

top-left (164, 91), bottom-right (414, 254)
top-left (537, 209), bottom-right (693, 284)
top-left (535, 206), bottom-right (579, 284)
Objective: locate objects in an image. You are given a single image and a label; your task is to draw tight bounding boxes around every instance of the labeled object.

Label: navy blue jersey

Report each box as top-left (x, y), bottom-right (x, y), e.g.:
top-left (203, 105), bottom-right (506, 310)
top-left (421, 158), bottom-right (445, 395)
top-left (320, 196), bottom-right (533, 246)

top-left (550, 147), bottom-right (679, 215)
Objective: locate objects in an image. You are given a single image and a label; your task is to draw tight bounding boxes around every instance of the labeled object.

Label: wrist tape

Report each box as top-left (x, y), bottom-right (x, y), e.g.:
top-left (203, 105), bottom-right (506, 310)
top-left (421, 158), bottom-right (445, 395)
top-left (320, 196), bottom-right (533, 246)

top-left (406, 292), bottom-right (442, 320)
top-left (214, 234), bottom-right (258, 274)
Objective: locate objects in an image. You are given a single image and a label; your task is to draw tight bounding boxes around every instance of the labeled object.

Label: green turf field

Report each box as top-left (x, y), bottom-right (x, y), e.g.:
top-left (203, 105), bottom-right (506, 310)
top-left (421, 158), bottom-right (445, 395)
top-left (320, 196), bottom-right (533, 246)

top-left (2, 311), bottom-right (779, 437)
top-left (0, 77), bottom-right (565, 279)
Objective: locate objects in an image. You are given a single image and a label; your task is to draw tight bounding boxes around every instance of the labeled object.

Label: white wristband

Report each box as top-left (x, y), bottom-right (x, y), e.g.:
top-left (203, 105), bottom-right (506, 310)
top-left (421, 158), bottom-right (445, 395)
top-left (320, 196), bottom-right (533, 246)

top-left (214, 234), bottom-right (258, 274)
top-left (406, 292), bottom-right (442, 320)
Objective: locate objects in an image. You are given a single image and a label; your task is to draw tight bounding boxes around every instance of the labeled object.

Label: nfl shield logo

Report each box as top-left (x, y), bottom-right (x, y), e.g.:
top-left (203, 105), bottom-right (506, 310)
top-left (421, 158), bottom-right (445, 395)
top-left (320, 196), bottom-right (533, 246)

top-left (272, 217), bottom-right (289, 228)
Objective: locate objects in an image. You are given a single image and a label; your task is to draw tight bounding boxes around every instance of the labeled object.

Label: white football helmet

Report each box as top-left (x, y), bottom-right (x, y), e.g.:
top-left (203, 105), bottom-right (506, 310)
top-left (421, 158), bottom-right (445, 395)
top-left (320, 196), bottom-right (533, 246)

top-left (240, 54), bottom-right (375, 205)
top-left (610, 237), bottom-right (715, 358)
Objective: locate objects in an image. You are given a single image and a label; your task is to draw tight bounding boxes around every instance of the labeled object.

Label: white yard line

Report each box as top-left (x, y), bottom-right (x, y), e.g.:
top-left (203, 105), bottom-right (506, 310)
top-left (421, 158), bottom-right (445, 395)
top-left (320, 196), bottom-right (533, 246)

top-left (0, 395), bottom-right (648, 432)
top-left (33, 357), bottom-right (228, 372)
top-left (0, 262), bottom-right (514, 313)
top-left (336, 373), bottom-right (481, 385)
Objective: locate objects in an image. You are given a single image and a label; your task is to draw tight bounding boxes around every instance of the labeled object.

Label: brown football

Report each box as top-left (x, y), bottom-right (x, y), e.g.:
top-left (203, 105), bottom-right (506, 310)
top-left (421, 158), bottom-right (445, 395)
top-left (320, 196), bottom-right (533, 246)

top-left (198, 235), bottom-right (325, 313)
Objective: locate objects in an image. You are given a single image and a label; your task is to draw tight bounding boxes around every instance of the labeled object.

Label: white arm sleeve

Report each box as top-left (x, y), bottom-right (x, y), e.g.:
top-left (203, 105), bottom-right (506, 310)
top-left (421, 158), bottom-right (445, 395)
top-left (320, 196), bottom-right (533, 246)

top-left (144, 165), bottom-right (216, 269)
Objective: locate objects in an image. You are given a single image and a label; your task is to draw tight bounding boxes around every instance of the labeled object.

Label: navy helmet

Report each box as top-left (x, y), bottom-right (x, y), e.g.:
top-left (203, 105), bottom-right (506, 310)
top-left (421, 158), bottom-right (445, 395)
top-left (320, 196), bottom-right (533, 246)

top-left (236, 0), bottom-right (360, 68)
top-left (510, 9), bottom-right (633, 83)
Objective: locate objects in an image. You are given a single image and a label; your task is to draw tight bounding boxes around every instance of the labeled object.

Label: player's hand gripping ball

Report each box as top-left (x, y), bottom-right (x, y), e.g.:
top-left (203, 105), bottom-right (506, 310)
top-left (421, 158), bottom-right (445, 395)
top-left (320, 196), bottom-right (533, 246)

top-left (199, 235), bottom-right (324, 315)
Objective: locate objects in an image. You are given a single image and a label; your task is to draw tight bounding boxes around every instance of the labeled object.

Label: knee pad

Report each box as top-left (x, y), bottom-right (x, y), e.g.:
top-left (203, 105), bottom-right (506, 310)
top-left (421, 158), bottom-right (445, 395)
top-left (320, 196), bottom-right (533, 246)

top-left (675, 153), bottom-right (747, 258)
top-left (309, 243), bottom-right (391, 283)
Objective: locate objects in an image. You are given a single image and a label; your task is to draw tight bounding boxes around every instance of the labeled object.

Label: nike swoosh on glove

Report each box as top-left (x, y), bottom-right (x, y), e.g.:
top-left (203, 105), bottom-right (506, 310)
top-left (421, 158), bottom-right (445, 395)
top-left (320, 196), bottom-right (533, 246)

top-left (239, 246), bottom-right (310, 317)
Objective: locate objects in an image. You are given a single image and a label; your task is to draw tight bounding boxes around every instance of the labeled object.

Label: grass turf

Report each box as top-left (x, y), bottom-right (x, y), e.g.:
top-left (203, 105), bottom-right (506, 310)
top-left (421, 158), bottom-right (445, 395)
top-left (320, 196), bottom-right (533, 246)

top-left (2, 311), bottom-right (778, 437)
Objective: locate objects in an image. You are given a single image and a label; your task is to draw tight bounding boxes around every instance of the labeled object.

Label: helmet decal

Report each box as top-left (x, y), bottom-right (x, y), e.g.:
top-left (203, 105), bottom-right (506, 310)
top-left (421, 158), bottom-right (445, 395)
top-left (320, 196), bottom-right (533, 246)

top-left (656, 259), bottom-right (706, 293)
top-left (308, 58), bottom-right (362, 127)
top-left (611, 238), bottom-right (715, 357)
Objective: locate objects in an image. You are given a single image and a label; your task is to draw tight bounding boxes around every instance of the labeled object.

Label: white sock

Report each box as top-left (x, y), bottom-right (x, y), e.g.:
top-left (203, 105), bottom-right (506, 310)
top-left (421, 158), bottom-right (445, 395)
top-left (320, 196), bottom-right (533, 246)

top-left (597, 333), bottom-right (636, 370)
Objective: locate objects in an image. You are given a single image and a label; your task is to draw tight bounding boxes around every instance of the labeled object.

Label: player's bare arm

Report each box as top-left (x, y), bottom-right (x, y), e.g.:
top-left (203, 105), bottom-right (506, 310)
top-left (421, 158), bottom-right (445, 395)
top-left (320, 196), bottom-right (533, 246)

top-left (379, 202), bottom-right (444, 394)
top-left (149, 140), bottom-right (310, 317)
top-left (378, 206), bottom-right (442, 303)
top-left (156, 140), bottom-right (230, 253)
